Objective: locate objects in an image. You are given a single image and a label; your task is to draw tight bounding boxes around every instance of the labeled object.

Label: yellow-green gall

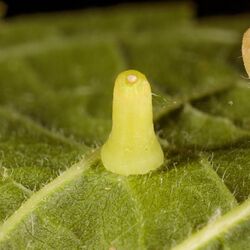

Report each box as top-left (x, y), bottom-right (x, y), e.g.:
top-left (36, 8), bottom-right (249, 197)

top-left (242, 28), bottom-right (250, 77)
top-left (101, 70), bottom-right (164, 176)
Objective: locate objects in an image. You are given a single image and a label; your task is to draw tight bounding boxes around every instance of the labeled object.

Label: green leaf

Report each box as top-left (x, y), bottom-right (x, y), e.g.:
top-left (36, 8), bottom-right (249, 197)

top-left (161, 104), bottom-right (249, 149)
top-left (0, 3), bottom-right (250, 249)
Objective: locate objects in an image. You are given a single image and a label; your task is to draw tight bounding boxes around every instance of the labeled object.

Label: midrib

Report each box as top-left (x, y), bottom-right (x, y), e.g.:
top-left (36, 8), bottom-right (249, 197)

top-left (172, 199), bottom-right (250, 250)
top-left (0, 149), bottom-right (100, 242)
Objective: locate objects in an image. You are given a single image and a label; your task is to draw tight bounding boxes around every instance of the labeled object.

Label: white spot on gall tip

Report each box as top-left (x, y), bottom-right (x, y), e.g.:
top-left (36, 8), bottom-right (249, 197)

top-left (127, 74), bottom-right (137, 83)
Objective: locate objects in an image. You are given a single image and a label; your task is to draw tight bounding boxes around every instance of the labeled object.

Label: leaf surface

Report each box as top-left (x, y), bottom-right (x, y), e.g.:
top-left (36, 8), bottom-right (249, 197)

top-left (0, 3), bottom-right (250, 249)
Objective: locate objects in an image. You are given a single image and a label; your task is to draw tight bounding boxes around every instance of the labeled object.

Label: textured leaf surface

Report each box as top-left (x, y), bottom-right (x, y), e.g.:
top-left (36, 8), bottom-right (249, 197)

top-left (0, 3), bottom-right (250, 250)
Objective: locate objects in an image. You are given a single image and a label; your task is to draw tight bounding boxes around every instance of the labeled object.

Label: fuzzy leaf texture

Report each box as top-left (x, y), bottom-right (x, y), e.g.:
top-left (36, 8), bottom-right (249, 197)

top-left (0, 3), bottom-right (250, 250)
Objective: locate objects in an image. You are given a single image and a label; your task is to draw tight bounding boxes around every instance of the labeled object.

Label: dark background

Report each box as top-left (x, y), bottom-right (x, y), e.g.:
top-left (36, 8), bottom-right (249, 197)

top-left (3, 0), bottom-right (250, 17)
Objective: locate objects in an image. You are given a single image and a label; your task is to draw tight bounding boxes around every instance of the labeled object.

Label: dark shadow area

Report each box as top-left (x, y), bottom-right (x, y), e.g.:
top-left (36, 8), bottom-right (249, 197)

top-left (3, 0), bottom-right (170, 17)
top-left (194, 0), bottom-right (250, 17)
top-left (3, 0), bottom-right (250, 17)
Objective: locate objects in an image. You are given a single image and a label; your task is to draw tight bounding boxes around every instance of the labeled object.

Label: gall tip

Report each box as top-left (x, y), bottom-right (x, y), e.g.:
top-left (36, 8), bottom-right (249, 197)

top-left (127, 74), bottom-right (138, 84)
